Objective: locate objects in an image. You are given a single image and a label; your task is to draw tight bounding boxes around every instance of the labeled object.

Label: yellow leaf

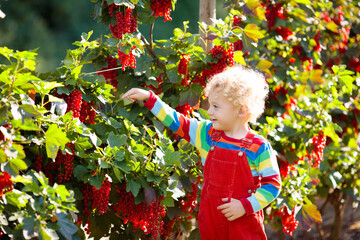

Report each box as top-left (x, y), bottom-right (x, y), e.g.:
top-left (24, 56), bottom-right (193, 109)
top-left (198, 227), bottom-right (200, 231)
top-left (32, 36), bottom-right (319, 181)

top-left (309, 69), bottom-right (324, 84)
top-left (256, 60), bottom-right (273, 70)
top-left (234, 51), bottom-right (246, 65)
top-left (299, 72), bottom-right (309, 83)
top-left (244, 0), bottom-right (261, 10)
top-left (326, 21), bottom-right (338, 33)
top-left (244, 0), bottom-right (266, 20)
top-left (255, 6), bottom-right (266, 21)
top-left (244, 24), bottom-right (265, 43)
top-left (302, 202), bottom-right (322, 223)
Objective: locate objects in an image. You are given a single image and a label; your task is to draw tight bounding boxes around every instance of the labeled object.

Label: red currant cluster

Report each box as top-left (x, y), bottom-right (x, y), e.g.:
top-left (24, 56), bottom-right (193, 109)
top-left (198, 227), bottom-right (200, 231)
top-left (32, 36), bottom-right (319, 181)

top-left (194, 44), bottom-right (235, 87)
top-left (175, 103), bottom-right (193, 117)
top-left (234, 39), bottom-right (243, 52)
top-left (80, 101), bottom-right (96, 124)
top-left (177, 54), bottom-right (190, 86)
top-left (34, 155), bottom-right (43, 172)
top-left (118, 46), bottom-right (136, 71)
top-left (349, 58), bottom-right (360, 72)
top-left (54, 88), bottom-right (98, 124)
top-left (232, 16), bottom-right (244, 52)
top-left (265, 2), bottom-right (287, 30)
top-left (308, 131), bottom-right (326, 168)
top-left (161, 218), bottom-right (176, 238)
top-left (233, 15), bottom-right (242, 27)
top-left (109, 7), bottom-right (138, 39)
top-left (41, 143), bottom-right (75, 184)
top-left (0, 171), bottom-right (13, 197)
top-left (271, 205), bottom-right (299, 236)
top-left (142, 74), bottom-right (163, 95)
top-left (275, 26), bottom-right (293, 41)
top-left (268, 85), bottom-right (297, 119)
top-left (79, 183), bottom-right (92, 234)
top-left (313, 32), bottom-right (321, 53)
top-left (113, 184), bottom-right (166, 239)
top-left (150, 0), bottom-right (173, 22)
top-left (279, 160), bottom-right (296, 179)
top-left (64, 89), bottom-right (82, 119)
top-left (91, 178), bottom-right (111, 215)
top-left (180, 182), bottom-right (198, 214)
top-left (97, 56), bottom-right (118, 88)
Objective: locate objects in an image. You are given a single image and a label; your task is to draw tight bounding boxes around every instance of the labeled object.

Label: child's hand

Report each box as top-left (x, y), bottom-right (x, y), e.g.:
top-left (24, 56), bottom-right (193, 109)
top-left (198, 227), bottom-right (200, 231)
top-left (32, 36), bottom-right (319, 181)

top-left (121, 88), bottom-right (151, 103)
top-left (217, 198), bottom-right (246, 221)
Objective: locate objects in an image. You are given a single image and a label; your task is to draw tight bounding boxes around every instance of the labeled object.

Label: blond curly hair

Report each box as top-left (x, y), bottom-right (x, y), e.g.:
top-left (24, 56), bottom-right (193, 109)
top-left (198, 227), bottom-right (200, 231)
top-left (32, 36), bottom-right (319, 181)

top-left (204, 65), bottom-right (269, 124)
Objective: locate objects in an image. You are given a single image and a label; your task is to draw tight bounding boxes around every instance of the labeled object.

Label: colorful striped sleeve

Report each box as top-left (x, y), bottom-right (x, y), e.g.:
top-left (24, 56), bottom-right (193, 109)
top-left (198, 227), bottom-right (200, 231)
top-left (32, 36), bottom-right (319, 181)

top-left (240, 142), bottom-right (281, 215)
top-left (143, 90), bottom-right (213, 164)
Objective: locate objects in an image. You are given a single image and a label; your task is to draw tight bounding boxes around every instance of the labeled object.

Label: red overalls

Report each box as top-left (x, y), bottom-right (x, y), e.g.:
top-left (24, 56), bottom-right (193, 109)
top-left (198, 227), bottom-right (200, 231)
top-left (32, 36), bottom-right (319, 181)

top-left (198, 130), bottom-right (267, 240)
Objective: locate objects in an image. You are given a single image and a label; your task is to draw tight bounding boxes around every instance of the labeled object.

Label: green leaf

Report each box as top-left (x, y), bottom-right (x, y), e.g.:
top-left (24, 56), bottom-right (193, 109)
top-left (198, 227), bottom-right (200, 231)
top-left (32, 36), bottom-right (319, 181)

top-left (54, 184), bottom-right (71, 200)
top-left (11, 119), bottom-right (41, 131)
top-left (107, 132), bottom-right (128, 148)
top-left (15, 175), bottom-right (41, 194)
top-left (73, 165), bottom-right (90, 182)
top-left (113, 167), bottom-right (124, 181)
top-left (22, 217), bottom-right (39, 239)
top-left (242, 33), bottom-right (253, 52)
top-left (89, 175), bottom-right (105, 190)
top-left (5, 189), bottom-right (29, 208)
top-left (164, 149), bottom-right (181, 167)
top-left (126, 180), bottom-right (141, 197)
top-left (40, 225), bottom-right (59, 240)
top-left (19, 104), bottom-right (41, 117)
top-left (9, 158), bottom-right (27, 174)
top-left (114, 0), bottom-right (134, 8)
top-left (34, 171), bottom-right (49, 187)
top-left (339, 75), bottom-right (354, 94)
top-left (293, 0), bottom-right (311, 5)
top-left (0, 213), bottom-right (8, 226)
top-left (45, 124), bottom-right (69, 159)
top-left (71, 65), bottom-right (82, 79)
top-left (33, 81), bottom-right (63, 96)
top-left (56, 211), bottom-right (79, 239)
top-left (179, 83), bottom-right (203, 107)
top-left (161, 194), bottom-right (175, 207)
top-left (114, 159), bottom-right (136, 173)
top-left (326, 21), bottom-right (338, 33)
top-left (0, 149), bottom-right (6, 163)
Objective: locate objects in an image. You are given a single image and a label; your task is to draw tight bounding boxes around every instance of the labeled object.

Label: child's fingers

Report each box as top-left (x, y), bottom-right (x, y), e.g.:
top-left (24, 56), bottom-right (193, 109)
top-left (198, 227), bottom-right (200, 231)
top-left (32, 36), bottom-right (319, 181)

top-left (217, 202), bottom-right (229, 210)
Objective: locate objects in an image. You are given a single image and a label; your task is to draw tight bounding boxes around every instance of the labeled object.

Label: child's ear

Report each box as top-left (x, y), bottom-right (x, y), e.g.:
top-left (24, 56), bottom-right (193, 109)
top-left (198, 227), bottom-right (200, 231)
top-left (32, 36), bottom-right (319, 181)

top-left (237, 105), bottom-right (249, 117)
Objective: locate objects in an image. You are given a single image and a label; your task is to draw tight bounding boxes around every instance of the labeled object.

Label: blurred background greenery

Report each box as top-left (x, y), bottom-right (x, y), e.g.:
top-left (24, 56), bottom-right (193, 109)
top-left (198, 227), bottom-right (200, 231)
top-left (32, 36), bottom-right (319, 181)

top-left (0, 0), bottom-right (227, 72)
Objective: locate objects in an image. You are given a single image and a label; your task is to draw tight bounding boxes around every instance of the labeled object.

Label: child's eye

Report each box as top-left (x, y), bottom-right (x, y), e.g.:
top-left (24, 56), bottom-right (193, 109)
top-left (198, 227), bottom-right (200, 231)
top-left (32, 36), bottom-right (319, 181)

top-left (213, 105), bottom-right (218, 108)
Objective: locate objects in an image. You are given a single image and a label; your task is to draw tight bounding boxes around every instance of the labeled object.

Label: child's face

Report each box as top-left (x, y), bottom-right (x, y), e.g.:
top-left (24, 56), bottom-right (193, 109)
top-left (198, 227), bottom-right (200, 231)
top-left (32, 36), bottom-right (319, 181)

top-left (207, 89), bottom-right (243, 131)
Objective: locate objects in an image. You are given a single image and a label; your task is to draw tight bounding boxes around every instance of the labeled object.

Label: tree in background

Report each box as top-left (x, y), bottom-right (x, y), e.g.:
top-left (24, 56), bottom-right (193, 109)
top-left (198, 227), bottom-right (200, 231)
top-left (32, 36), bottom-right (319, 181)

top-left (0, 0), bottom-right (359, 239)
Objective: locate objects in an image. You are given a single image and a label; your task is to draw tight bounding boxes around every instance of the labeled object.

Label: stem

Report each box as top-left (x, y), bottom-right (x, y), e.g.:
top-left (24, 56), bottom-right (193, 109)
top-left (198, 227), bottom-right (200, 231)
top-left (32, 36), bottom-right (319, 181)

top-left (150, 23), bottom-right (154, 49)
top-left (175, 230), bottom-right (182, 240)
top-left (7, 61), bottom-right (19, 99)
top-left (140, 34), bottom-right (167, 73)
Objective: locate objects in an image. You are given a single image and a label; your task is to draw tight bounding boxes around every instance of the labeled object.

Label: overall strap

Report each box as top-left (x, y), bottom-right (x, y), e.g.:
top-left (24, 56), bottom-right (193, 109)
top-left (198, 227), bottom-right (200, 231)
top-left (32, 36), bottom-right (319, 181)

top-left (239, 132), bottom-right (255, 149)
top-left (210, 130), bottom-right (222, 141)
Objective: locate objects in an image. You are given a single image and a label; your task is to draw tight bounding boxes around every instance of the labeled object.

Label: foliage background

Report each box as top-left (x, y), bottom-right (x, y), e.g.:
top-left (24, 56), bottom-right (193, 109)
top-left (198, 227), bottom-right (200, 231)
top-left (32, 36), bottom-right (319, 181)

top-left (0, 0), bottom-right (360, 239)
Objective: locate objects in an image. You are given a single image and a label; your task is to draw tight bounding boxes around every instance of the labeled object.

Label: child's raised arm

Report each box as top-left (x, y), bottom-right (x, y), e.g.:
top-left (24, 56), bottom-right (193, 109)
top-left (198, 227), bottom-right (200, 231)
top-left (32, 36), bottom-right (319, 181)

top-left (121, 88), bottom-right (150, 102)
top-left (122, 88), bottom-right (213, 165)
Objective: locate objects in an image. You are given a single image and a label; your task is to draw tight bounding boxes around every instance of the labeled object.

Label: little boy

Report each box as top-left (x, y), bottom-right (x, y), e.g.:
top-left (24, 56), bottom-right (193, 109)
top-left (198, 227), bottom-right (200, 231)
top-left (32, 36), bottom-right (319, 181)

top-left (122, 65), bottom-right (281, 240)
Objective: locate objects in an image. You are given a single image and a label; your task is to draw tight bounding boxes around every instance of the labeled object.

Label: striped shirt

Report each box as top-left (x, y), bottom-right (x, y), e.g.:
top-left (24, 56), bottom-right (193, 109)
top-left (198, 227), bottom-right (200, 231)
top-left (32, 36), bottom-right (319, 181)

top-left (143, 90), bottom-right (281, 214)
